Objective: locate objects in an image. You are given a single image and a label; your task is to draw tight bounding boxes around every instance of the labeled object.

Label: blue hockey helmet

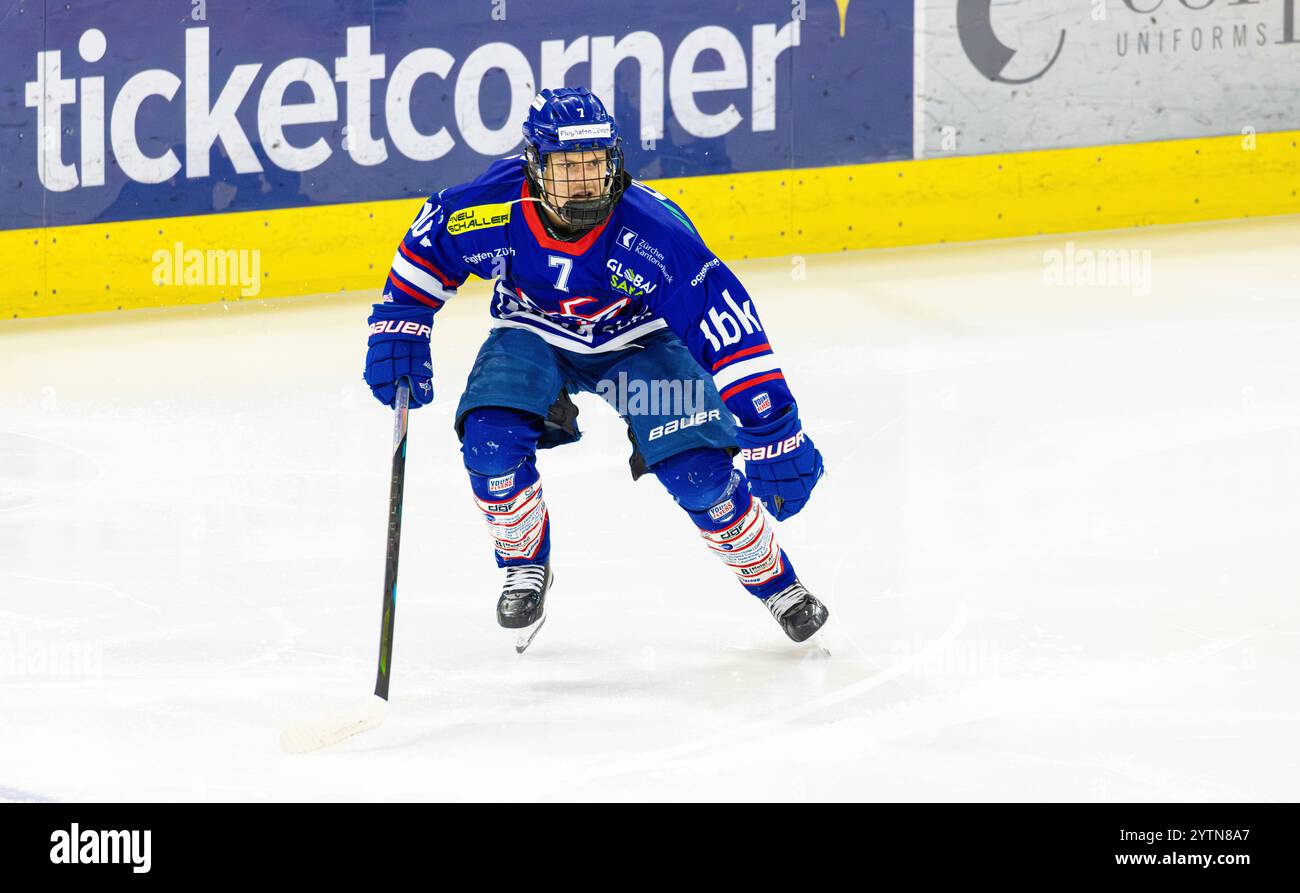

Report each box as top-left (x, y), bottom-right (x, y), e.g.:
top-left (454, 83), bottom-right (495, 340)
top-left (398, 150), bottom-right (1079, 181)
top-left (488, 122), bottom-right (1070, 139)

top-left (521, 87), bottom-right (626, 230)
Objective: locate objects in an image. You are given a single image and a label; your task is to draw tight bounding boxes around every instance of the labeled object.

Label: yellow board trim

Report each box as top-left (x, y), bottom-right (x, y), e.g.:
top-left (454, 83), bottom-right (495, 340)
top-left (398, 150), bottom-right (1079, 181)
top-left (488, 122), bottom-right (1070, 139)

top-left (3, 129), bottom-right (1298, 319)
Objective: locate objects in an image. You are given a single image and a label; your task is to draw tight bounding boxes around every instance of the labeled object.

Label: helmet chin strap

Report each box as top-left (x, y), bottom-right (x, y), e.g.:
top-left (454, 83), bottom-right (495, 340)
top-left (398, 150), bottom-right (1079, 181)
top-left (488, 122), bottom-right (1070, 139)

top-left (524, 171), bottom-right (608, 237)
top-left (523, 148), bottom-right (626, 237)
top-left (554, 197), bottom-right (610, 229)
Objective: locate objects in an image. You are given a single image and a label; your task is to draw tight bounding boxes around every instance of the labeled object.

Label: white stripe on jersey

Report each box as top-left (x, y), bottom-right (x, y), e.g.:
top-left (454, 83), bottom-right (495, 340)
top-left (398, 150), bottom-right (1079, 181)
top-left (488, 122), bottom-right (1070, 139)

top-left (713, 355), bottom-right (782, 391)
top-left (491, 281), bottom-right (668, 353)
top-left (391, 251), bottom-right (458, 301)
top-left (492, 316), bottom-right (668, 353)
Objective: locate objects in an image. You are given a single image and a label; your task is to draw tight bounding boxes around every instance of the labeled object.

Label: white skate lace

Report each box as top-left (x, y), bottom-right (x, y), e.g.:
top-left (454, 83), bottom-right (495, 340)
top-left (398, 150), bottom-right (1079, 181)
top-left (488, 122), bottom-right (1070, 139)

top-left (503, 564), bottom-right (547, 597)
top-left (765, 582), bottom-right (808, 620)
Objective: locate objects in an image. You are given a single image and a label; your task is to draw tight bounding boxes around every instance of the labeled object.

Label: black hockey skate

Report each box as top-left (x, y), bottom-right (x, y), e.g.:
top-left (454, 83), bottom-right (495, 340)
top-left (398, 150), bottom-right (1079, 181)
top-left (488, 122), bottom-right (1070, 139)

top-left (763, 581), bottom-right (828, 643)
top-left (497, 563), bottom-right (553, 653)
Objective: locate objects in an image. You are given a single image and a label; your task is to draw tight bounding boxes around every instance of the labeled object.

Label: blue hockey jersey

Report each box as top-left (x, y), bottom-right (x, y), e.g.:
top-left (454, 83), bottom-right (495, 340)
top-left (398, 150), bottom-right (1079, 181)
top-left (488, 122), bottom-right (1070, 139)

top-left (381, 156), bottom-right (795, 428)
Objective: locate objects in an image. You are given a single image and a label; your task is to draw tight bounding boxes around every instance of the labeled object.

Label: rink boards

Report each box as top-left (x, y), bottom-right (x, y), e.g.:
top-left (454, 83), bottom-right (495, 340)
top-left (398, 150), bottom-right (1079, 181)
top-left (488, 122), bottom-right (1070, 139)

top-left (4, 0), bottom-right (1300, 319)
top-left (5, 127), bottom-right (1298, 319)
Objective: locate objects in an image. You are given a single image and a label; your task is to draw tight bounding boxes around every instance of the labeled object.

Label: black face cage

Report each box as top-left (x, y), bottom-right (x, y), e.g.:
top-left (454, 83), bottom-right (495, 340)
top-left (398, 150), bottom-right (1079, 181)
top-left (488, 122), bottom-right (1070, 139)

top-left (525, 141), bottom-right (626, 230)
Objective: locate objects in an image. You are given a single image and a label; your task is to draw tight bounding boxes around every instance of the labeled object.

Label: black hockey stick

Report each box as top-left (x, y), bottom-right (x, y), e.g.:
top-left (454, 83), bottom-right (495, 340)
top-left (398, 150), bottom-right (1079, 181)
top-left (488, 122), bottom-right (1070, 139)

top-left (281, 380), bottom-right (410, 753)
top-left (374, 379), bottom-right (410, 700)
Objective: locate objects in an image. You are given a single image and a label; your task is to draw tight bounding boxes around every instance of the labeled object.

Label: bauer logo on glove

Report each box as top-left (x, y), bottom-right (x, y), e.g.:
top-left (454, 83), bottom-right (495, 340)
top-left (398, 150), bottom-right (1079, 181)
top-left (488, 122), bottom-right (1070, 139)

top-left (739, 429), bottom-right (807, 462)
top-left (369, 320), bottom-right (432, 338)
top-left (364, 302), bottom-right (436, 409)
top-left (734, 408), bottom-right (825, 521)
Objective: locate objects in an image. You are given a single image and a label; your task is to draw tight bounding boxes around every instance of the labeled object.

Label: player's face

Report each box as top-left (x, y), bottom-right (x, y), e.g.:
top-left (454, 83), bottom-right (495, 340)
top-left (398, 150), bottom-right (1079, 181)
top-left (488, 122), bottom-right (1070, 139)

top-left (543, 149), bottom-right (609, 207)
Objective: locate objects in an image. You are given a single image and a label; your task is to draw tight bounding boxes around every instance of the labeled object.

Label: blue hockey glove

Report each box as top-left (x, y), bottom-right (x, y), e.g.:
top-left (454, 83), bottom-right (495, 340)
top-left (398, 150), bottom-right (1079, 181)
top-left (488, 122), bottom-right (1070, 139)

top-left (735, 407), bottom-right (825, 521)
top-left (364, 302), bottom-right (435, 408)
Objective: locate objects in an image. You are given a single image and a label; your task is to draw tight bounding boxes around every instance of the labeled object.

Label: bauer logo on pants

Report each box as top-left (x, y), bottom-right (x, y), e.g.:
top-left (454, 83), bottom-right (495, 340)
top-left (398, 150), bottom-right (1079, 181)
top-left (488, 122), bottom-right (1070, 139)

top-left (647, 409), bottom-right (722, 441)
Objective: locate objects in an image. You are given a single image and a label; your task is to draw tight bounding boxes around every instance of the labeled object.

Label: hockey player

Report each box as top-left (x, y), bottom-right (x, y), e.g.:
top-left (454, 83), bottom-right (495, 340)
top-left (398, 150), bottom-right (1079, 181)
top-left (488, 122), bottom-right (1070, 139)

top-left (363, 87), bottom-right (826, 651)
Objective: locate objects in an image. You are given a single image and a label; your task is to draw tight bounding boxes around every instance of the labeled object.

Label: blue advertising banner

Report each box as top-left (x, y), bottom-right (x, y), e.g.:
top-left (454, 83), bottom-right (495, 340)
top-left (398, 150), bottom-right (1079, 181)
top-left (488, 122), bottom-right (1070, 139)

top-left (1, 0), bottom-right (912, 231)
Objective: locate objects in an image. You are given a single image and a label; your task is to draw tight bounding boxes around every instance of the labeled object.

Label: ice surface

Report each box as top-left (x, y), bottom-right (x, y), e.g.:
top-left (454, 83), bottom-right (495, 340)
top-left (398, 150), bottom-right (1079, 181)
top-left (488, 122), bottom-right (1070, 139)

top-left (2, 217), bottom-right (1298, 801)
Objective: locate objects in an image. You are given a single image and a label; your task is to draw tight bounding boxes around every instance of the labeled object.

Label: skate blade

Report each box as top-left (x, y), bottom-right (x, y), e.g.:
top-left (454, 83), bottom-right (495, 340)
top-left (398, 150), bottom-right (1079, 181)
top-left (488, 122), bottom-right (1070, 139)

top-left (513, 611), bottom-right (546, 654)
top-left (799, 629), bottom-right (832, 656)
top-left (790, 608), bottom-right (831, 650)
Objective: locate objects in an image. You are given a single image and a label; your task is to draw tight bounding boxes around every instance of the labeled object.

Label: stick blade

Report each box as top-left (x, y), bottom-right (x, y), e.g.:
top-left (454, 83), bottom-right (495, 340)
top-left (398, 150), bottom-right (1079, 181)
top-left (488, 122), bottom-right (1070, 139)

top-left (280, 695), bottom-right (389, 754)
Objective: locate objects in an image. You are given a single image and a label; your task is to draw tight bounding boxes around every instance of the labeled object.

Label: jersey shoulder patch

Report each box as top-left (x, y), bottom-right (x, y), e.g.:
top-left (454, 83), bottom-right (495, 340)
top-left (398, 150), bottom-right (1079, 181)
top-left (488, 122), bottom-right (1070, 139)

top-left (619, 179), bottom-right (701, 238)
top-left (435, 156), bottom-right (528, 224)
top-left (613, 180), bottom-right (711, 273)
